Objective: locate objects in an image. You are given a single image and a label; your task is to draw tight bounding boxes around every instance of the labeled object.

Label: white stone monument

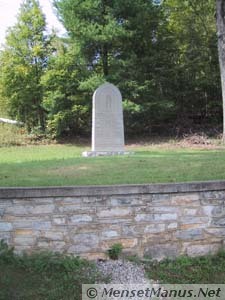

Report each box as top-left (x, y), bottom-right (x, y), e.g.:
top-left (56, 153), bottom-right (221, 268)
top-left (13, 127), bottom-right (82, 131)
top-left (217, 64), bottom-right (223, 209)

top-left (83, 82), bottom-right (130, 157)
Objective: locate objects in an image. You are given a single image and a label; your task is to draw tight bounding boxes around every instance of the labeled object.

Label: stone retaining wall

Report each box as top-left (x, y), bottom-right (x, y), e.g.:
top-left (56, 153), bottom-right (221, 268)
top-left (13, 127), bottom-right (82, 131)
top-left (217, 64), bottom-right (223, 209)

top-left (0, 181), bottom-right (225, 260)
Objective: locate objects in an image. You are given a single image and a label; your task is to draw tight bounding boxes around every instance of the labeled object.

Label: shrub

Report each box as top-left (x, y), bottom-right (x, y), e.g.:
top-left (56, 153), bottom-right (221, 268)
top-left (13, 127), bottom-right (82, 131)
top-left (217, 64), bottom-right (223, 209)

top-left (107, 243), bottom-right (123, 260)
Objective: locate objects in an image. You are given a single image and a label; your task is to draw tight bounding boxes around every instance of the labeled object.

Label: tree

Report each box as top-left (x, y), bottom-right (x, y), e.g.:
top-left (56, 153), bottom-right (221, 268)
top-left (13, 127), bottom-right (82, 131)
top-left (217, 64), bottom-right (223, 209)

top-left (54, 0), bottom-right (175, 136)
top-left (217, 0), bottom-right (225, 139)
top-left (163, 0), bottom-right (221, 134)
top-left (54, 0), bottom-right (128, 78)
top-left (54, 0), bottom-right (222, 137)
top-left (0, 0), bottom-right (53, 132)
top-left (41, 41), bottom-right (91, 138)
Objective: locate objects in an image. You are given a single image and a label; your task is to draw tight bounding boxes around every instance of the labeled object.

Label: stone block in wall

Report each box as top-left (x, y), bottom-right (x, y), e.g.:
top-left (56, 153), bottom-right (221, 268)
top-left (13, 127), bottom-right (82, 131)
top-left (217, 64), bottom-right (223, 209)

top-left (144, 243), bottom-right (180, 261)
top-left (97, 207), bottom-right (132, 218)
top-left (171, 194), bottom-right (200, 206)
top-left (122, 225), bottom-right (144, 236)
top-left (5, 206), bottom-right (28, 215)
top-left (36, 240), bottom-right (51, 249)
top-left (151, 194), bottom-right (171, 206)
top-left (11, 221), bottom-right (32, 229)
top-left (14, 237), bottom-right (35, 246)
top-left (0, 208), bottom-right (4, 218)
top-left (180, 216), bottom-right (209, 225)
top-left (32, 204), bottom-right (55, 214)
top-left (175, 229), bottom-right (204, 240)
top-left (68, 245), bottom-right (93, 253)
top-left (41, 231), bottom-right (64, 241)
top-left (32, 221), bottom-right (52, 230)
top-left (144, 224), bottom-right (166, 234)
top-left (185, 243), bottom-right (222, 257)
top-left (58, 205), bottom-right (96, 213)
top-left (69, 224), bottom-right (100, 234)
top-left (98, 218), bottom-right (133, 224)
top-left (201, 199), bottom-right (224, 206)
top-left (201, 206), bottom-right (215, 216)
top-left (183, 208), bottom-right (199, 216)
top-left (102, 230), bottom-right (120, 239)
top-left (154, 213), bottom-right (177, 221)
top-left (211, 206), bottom-right (225, 216)
top-left (205, 228), bottom-right (225, 237)
top-left (180, 223), bottom-right (208, 230)
top-left (60, 197), bottom-right (83, 205)
top-left (50, 241), bottom-right (66, 251)
top-left (212, 217), bottom-right (225, 226)
top-left (33, 204), bottom-right (55, 214)
top-left (6, 204), bottom-right (55, 215)
top-left (12, 198), bottom-right (54, 205)
top-left (134, 206), bottom-right (179, 214)
top-left (53, 217), bottom-right (66, 225)
top-left (15, 229), bottom-right (33, 236)
top-left (0, 222), bottom-right (12, 231)
top-left (68, 215), bottom-right (93, 224)
top-left (143, 232), bottom-right (174, 244)
top-left (135, 213), bottom-right (177, 223)
top-left (36, 240), bottom-right (66, 252)
top-left (101, 238), bottom-right (138, 251)
top-left (0, 232), bottom-right (11, 243)
top-left (110, 196), bottom-right (143, 206)
top-left (81, 252), bottom-right (107, 260)
top-left (135, 214), bottom-right (154, 222)
top-left (71, 233), bottom-right (99, 250)
top-left (167, 223), bottom-right (178, 230)
top-left (92, 198), bottom-right (108, 207)
top-left (202, 191), bottom-right (225, 200)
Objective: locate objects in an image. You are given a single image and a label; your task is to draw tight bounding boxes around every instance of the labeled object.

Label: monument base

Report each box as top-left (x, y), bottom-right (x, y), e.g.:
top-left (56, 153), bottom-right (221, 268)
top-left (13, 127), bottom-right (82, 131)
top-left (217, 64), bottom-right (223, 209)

top-left (82, 151), bottom-right (133, 157)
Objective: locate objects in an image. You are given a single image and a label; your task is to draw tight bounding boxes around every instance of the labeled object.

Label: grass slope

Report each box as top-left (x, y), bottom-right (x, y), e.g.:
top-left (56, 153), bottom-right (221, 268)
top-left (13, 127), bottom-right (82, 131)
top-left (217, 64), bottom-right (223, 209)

top-left (1, 144), bottom-right (225, 186)
top-left (0, 241), bottom-right (104, 300)
top-left (1, 241), bottom-right (225, 300)
top-left (145, 251), bottom-right (225, 283)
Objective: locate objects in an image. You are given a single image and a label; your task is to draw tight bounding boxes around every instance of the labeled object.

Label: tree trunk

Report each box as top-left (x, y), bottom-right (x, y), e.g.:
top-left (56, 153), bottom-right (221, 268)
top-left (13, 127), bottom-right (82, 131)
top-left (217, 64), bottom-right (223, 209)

top-left (216, 0), bottom-right (225, 140)
top-left (102, 44), bottom-right (109, 76)
top-left (101, 0), bottom-right (109, 77)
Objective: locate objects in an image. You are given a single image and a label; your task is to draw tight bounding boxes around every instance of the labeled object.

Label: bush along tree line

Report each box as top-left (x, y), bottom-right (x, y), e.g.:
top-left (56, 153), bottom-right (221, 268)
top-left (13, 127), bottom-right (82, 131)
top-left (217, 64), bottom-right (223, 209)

top-left (0, 0), bottom-right (223, 139)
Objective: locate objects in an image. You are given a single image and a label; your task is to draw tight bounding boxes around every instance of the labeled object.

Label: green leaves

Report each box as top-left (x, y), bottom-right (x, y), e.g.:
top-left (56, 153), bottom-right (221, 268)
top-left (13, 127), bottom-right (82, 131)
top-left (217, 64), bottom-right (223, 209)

top-left (0, 0), bottom-right (222, 139)
top-left (0, 0), bottom-right (53, 132)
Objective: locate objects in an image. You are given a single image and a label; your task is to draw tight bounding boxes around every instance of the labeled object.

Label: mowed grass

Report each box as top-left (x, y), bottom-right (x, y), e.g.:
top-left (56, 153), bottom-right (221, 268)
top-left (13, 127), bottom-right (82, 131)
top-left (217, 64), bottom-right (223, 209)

top-left (1, 143), bottom-right (225, 187)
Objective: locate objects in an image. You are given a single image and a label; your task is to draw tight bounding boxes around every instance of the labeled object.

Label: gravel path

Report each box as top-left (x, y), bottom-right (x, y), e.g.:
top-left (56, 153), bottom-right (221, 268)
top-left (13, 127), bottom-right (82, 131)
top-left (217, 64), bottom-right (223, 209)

top-left (96, 259), bottom-right (151, 284)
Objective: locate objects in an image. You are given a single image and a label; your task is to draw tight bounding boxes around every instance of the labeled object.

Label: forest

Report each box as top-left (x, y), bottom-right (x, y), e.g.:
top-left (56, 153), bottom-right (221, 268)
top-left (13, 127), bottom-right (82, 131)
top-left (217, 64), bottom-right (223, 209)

top-left (0, 0), bottom-right (222, 139)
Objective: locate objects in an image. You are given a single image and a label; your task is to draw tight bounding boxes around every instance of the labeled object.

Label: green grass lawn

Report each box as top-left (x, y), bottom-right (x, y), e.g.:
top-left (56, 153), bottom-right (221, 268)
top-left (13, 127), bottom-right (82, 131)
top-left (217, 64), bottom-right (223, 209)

top-left (1, 143), bottom-right (225, 187)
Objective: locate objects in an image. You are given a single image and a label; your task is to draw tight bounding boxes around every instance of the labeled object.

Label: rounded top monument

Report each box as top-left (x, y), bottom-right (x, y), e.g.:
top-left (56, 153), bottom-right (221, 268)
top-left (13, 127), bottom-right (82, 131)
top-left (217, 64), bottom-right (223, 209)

top-left (82, 82), bottom-right (131, 156)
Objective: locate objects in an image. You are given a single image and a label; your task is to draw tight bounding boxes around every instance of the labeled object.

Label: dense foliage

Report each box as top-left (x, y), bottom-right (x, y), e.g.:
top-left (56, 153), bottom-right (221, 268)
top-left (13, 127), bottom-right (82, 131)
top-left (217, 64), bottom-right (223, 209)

top-left (0, 0), bottom-right (222, 138)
